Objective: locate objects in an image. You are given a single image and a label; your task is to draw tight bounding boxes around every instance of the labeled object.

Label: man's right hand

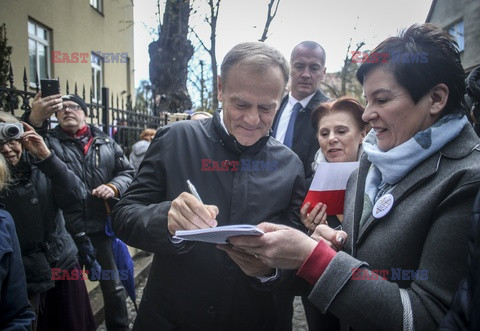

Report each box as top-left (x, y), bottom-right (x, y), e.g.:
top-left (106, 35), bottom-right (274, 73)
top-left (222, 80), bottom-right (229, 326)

top-left (30, 92), bottom-right (63, 127)
top-left (167, 192), bottom-right (218, 235)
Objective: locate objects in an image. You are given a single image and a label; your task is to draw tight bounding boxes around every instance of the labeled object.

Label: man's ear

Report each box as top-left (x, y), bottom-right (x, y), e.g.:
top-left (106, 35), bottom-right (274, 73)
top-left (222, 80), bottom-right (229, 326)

top-left (217, 75), bottom-right (223, 102)
top-left (429, 83), bottom-right (449, 116)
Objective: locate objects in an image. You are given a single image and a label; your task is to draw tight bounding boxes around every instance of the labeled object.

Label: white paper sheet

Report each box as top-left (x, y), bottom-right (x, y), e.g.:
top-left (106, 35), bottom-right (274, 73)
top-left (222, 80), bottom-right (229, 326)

top-left (173, 224), bottom-right (264, 244)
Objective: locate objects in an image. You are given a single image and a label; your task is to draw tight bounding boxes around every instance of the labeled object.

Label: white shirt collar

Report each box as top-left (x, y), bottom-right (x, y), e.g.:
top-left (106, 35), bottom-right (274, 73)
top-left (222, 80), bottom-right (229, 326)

top-left (288, 92), bottom-right (315, 109)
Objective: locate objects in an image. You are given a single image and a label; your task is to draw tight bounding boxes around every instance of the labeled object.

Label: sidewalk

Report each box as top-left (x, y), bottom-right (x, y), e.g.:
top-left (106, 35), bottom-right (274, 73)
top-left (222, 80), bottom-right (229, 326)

top-left (89, 250), bottom-right (153, 328)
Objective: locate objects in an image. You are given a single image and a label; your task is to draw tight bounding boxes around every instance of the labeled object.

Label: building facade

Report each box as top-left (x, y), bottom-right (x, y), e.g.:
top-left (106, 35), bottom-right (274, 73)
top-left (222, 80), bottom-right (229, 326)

top-left (0, 0), bottom-right (134, 101)
top-left (426, 0), bottom-right (480, 73)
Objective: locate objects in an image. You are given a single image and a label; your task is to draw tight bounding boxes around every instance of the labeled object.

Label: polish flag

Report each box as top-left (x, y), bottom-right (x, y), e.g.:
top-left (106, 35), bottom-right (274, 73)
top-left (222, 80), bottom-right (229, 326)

top-left (302, 162), bottom-right (359, 215)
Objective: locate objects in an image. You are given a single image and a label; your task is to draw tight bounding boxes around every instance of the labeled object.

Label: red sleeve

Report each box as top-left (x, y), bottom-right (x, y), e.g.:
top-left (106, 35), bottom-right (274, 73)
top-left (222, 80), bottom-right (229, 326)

top-left (297, 240), bottom-right (337, 285)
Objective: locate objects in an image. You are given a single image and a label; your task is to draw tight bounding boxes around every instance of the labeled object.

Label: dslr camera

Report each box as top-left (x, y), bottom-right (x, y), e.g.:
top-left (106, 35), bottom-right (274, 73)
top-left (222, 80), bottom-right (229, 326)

top-left (0, 123), bottom-right (23, 140)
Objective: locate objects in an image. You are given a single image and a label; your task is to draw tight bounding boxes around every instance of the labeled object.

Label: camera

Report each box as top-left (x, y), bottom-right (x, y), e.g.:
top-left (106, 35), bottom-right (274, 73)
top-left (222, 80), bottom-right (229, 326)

top-left (0, 123), bottom-right (23, 140)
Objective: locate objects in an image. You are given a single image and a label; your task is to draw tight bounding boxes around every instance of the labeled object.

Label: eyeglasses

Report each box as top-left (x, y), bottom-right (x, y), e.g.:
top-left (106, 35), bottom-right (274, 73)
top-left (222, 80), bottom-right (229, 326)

top-left (0, 139), bottom-right (20, 149)
top-left (61, 105), bottom-right (82, 111)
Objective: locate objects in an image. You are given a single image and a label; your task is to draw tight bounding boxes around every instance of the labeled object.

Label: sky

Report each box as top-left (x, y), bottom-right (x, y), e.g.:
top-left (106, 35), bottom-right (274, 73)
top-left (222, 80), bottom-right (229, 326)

top-left (133, 0), bottom-right (433, 102)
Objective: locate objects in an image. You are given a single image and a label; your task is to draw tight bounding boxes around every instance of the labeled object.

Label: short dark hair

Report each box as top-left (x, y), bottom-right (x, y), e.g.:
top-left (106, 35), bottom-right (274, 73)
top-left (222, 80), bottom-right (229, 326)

top-left (291, 41), bottom-right (326, 66)
top-left (356, 23), bottom-right (466, 115)
top-left (311, 97), bottom-right (368, 133)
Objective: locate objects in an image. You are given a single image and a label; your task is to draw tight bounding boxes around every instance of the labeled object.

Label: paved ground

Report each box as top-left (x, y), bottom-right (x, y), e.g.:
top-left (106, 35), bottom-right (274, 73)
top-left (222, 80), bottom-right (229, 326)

top-left (97, 279), bottom-right (308, 330)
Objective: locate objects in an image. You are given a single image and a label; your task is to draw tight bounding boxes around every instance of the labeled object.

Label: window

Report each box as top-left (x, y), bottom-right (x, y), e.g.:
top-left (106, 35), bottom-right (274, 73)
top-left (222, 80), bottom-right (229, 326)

top-left (448, 20), bottom-right (464, 52)
top-left (90, 0), bottom-right (103, 13)
top-left (91, 53), bottom-right (103, 102)
top-left (28, 20), bottom-right (51, 86)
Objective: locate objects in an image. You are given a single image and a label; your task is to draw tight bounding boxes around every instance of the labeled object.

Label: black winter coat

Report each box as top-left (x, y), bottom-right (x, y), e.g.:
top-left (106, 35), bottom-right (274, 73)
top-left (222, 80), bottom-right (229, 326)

top-left (112, 110), bottom-right (306, 330)
top-left (45, 125), bottom-right (134, 234)
top-left (0, 152), bottom-right (85, 295)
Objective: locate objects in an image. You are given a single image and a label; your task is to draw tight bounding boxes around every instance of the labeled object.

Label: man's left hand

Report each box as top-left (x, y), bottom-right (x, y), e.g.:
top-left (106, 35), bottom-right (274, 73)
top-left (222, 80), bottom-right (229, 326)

top-left (217, 244), bottom-right (274, 277)
top-left (92, 184), bottom-right (115, 199)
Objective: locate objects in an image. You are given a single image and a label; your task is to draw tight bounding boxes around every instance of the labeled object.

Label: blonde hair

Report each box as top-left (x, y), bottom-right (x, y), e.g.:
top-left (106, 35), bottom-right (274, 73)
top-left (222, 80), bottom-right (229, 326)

top-left (0, 112), bottom-right (19, 190)
top-left (0, 112), bottom-right (20, 123)
top-left (0, 154), bottom-right (11, 191)
top-left (140, 128), bottom-right (157, 140)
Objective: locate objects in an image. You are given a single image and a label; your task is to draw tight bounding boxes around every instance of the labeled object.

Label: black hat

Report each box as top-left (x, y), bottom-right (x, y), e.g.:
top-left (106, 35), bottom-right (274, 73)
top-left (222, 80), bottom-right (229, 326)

top-left (62, 94), bottom-right (88, 114)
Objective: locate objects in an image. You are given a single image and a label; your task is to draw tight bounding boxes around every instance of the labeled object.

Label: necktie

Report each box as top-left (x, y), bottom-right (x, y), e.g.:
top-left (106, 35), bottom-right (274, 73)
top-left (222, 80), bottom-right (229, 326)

top-left (283, 102), bottom-right (302, 148)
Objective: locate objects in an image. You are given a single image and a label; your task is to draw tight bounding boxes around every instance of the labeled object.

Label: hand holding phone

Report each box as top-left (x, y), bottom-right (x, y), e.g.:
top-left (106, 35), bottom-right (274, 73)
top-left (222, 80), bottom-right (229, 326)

top-left (40, 79), bottom-right (60, 97)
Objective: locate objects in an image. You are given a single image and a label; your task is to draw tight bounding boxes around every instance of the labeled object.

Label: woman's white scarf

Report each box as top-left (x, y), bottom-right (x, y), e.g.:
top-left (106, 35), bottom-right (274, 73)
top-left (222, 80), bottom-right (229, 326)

top-left (360, 114), bottom-right (468, 227)
top-left (311, 146), bottom-right (364, 172)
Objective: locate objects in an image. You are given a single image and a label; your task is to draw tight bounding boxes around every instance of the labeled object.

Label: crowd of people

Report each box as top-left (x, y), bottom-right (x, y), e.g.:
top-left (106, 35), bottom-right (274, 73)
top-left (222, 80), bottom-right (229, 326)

top-left (0, 22), bottom-right (479, 331)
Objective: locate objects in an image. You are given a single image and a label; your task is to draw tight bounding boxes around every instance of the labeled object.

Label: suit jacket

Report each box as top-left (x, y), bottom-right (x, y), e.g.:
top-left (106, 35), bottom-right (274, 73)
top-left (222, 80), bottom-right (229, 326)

top-left (271, 90), bottom-right (329, 179)
top-left (308, 124), bottom-right (480, 330)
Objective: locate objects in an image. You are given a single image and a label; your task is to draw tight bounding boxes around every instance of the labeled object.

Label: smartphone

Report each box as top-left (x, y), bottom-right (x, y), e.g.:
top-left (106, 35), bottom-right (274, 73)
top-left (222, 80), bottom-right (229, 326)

top-left (40, 79), bottom-right (60, 97)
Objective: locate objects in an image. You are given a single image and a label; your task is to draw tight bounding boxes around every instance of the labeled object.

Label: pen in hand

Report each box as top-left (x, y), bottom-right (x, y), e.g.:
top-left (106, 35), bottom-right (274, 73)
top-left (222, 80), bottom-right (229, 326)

top-left (186, 179), bottom-right (203, 204)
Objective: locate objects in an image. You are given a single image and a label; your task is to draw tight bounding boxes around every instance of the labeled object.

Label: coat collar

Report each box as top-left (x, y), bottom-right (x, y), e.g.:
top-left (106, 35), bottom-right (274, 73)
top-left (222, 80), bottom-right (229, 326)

top-left (211, 109), bottom-right (270, 156)
top-left (52, 124), bottom-right (110, 143)
top-left (352, 124), bottom-right (479, 244)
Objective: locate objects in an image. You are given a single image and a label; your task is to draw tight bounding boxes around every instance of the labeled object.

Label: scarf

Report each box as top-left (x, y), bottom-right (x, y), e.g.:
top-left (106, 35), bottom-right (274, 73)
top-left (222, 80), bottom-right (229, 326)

top-left (311, 145), bottom-right (364, 173)
top-left (359, 114), bottom-right (468, 228)
top-left (65, 125), bottom-right (93, 155)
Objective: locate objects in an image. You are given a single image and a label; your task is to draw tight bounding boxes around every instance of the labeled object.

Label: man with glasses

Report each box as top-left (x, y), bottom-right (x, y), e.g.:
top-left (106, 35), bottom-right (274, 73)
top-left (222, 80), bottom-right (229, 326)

top-left (25, 93), bottom-right (134, 331)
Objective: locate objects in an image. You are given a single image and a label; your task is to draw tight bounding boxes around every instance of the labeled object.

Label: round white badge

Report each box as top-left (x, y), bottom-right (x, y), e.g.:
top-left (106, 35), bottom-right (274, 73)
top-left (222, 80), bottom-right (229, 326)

top-left (372, 193), bottom-right (394, 218)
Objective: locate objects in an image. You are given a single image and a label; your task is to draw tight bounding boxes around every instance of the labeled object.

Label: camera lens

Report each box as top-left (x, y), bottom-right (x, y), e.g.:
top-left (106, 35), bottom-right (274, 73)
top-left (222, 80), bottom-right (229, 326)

top-left (5, 125), bottom-right (19, 138)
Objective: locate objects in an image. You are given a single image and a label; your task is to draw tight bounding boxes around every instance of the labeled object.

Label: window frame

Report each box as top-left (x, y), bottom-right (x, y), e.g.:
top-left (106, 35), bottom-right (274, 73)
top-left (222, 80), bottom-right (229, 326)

top-left (89, 0), bottom-right (104, 14)
top-left (448, 20), bottom-right (464, 53)
top-left (28, 19), bottom-right (51, 88)
top-left (91, 52), bottom-right (104, 103)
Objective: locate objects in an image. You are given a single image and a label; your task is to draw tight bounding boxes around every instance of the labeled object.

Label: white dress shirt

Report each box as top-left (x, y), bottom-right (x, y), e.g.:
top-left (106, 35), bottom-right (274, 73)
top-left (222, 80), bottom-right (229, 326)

top-left (274, 93), bottom-right (315, 143)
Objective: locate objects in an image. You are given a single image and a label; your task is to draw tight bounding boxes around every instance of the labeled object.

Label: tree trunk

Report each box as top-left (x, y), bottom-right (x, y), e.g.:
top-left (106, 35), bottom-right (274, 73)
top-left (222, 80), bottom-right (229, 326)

top-left (149, 0), bottom-right (193, 114)
top-left (207, 0), bottom-right (220, 111)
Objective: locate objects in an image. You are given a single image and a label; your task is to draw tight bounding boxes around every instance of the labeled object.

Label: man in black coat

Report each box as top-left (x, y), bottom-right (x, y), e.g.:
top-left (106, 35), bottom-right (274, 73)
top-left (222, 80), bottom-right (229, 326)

top-left (112, 42), bottom-right (306, 331)
top-left (271, 41), bottom-right (329, 180)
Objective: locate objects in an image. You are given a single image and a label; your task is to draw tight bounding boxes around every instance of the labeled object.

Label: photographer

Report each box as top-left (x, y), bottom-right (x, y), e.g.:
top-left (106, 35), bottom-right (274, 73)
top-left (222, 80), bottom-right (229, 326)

top-left (0, 113), bottom-right (95, 331)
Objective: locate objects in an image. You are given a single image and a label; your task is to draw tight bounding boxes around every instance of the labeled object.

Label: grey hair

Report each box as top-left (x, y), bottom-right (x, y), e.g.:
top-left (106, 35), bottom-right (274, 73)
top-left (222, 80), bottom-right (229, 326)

top-left (220, 42), bottom-right (290, 87)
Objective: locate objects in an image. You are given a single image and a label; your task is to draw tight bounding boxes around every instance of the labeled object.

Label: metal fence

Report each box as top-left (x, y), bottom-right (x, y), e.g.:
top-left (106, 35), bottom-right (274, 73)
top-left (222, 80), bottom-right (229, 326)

top-left (0, 65), bottom-right (165, 155)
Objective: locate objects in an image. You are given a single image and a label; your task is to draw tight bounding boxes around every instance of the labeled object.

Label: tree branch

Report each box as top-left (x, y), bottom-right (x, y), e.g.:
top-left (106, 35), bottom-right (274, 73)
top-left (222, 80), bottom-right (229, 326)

top-left (259, 0), bottom-right (281, 42)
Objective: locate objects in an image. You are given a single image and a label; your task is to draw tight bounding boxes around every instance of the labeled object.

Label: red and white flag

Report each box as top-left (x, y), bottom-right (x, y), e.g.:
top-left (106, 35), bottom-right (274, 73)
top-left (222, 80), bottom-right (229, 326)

top-left (302, 161), bottom-right (359, 215)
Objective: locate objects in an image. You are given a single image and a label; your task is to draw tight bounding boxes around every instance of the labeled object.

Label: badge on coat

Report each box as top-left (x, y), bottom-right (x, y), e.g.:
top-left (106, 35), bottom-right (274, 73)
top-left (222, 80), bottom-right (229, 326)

top-left (373, 193), bottom-right (394, 218)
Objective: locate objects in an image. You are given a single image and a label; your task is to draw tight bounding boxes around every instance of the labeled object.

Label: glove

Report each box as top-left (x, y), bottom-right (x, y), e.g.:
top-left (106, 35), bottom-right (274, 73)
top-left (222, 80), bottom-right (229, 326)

top-left (74, 233), bottom-right (102, 281)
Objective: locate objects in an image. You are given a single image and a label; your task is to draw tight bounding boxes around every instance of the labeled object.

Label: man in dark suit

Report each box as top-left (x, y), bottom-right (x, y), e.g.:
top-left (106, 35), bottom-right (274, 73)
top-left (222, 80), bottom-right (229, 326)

top-left (272, 41), bottom-right (329, 180)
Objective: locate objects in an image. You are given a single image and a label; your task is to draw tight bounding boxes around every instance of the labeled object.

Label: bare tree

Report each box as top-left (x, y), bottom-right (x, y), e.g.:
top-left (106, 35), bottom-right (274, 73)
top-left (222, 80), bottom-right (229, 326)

top-left (149, 0), bottom-right (194, 114)
top-left (188, 58), bottom-right (210, 111)
top-left (188, 0), bottom-right (283, 110)
top-left (320, 36), bottom-right (365, 101)
top-left (258, 0), bottom-right (281, 42)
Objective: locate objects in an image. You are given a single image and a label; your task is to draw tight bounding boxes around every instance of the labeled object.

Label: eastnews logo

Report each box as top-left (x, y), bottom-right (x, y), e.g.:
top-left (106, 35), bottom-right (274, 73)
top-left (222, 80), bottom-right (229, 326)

top-left (351, 268), bottom-right (429, 281)
top-left (51, 268), bottom-right (129, 280)
top-left (52, 51), bottom-right (128, 64)
top-left (351, 51), bottom-right (429, 64)
top-left (201, 159), bottom-right (279, 172)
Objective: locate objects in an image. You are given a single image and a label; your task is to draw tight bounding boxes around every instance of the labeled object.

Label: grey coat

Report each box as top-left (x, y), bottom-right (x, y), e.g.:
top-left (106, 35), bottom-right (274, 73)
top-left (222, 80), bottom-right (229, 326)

top-left (308, 124), bottom-right (480, 330)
